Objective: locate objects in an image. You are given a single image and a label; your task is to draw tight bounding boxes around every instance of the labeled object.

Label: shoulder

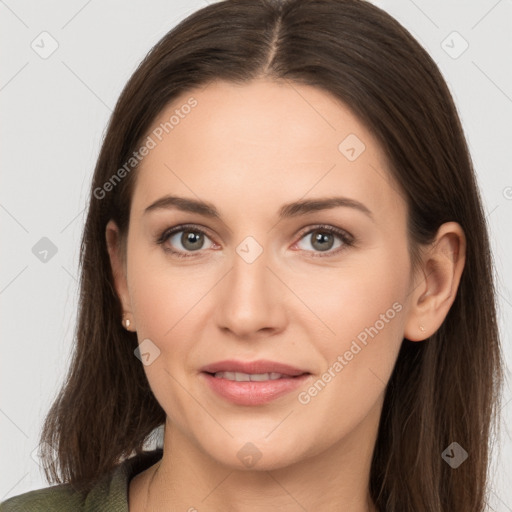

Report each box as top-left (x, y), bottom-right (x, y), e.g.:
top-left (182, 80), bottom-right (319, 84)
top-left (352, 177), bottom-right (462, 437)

top-left (0, 449), bottom-right (163, 512)
top-left (0, 483), bottom-right (83, 511)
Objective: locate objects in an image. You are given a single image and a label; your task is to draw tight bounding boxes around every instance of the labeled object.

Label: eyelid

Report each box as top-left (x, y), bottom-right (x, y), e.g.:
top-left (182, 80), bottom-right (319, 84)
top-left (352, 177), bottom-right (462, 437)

top-left (295, 224), bottom-right (354, 243)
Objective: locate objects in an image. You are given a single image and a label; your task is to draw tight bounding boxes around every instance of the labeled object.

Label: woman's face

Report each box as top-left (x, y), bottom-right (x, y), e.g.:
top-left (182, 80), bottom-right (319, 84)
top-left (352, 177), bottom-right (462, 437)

top-left (110, 78), bottom-right (418, 470)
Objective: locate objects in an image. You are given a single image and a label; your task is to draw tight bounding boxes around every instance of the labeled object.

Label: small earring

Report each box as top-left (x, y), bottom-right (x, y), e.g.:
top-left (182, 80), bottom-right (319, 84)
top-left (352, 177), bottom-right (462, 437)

top-left (123, 317), bottom-right (131, 330)
top-left (419, 325), bottom-right (426, 333)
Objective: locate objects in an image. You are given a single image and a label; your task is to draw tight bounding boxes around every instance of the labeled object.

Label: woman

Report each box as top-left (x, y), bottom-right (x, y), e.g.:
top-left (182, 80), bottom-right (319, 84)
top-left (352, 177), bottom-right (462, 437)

top-left (0, 0), bottom-right (503, 510)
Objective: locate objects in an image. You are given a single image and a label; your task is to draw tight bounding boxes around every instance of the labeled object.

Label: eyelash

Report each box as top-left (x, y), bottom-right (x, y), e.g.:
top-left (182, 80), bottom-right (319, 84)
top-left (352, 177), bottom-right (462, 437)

top-left (155, 223), bottom-right (354, 259)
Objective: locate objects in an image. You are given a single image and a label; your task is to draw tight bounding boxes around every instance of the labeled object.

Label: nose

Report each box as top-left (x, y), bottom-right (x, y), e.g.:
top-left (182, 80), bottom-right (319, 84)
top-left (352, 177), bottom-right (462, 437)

top-left (214, 240), bottom-right (287, 339)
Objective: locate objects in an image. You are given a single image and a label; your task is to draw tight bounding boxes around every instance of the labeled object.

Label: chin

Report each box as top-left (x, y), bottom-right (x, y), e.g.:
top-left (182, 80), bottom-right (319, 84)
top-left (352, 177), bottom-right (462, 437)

top-left (201, 436), bottom-right (309, 472)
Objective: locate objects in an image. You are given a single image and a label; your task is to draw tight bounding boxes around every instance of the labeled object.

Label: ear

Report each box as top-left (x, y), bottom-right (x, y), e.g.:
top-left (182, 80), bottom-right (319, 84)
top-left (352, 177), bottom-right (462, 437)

top-left (404, 222), bottom-right (466, 341)
top-left (105, 219), bottom-right (134, 327)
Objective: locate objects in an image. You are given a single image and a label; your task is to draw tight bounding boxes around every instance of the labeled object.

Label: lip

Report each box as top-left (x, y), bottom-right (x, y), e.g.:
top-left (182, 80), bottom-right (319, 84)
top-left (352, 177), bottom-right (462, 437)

top-left (199, 359), bottom-right (312, 406)
top-left (200, 359), bottom-right (308, 376)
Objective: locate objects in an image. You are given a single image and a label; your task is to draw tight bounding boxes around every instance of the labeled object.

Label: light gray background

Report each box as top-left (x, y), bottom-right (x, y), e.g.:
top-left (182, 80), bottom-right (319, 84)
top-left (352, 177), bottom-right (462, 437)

top-left (1, 0), bottom-right (511, 508)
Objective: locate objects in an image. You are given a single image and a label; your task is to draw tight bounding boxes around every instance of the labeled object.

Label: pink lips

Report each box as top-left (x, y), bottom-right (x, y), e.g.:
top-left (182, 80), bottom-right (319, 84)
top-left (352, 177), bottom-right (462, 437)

top-left (199, 359), bottom-right (312, 406)
top-left (200, 359), bottom-right (308, 376)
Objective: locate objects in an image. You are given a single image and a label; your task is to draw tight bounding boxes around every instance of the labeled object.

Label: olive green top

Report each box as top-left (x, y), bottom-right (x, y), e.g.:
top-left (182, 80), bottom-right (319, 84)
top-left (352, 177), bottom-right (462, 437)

top-left (0, 449), bottom-right (163, 511)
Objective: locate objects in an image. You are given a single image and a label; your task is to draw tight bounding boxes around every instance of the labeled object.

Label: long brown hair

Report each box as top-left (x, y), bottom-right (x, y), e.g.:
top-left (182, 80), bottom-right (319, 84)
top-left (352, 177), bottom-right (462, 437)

top-left (39, 0), bottom-right (503, 510)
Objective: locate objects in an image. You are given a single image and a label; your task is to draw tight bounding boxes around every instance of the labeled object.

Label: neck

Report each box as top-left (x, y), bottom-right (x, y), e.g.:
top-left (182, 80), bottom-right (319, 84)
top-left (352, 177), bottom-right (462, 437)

top-left (140, 402), bottom-right (381, 512)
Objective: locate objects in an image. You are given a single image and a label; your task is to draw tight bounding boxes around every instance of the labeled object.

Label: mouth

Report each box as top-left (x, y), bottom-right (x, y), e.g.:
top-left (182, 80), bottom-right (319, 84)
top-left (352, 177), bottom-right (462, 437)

top-left (199, 359), bottom-right (312, 405)
top-left (206, 371), bottom-right (304, 381)
top-left (200, 359), bottom-right (309, 377)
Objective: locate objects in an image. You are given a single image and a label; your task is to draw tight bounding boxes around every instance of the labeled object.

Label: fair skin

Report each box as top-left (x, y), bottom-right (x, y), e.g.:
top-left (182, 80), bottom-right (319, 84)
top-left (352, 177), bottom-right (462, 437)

top-left (106, 78), bottom-right (465, 511)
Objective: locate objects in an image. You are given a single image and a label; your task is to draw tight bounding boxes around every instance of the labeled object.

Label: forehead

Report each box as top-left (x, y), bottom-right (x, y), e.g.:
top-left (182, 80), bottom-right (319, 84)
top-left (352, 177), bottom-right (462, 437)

top-left (132, 79), bottom-right (404, 221)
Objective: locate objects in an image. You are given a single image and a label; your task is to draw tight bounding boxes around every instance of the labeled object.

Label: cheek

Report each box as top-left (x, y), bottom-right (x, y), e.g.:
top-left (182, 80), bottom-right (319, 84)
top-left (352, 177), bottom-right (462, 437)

top-left (127, 245), bottom-right (210, 338)
top-left (296, 245), bottom-right (409, 400)
top-left (296, 251), bottom-right (409, 344)
top-left (125, 249), bottom-right (207, 426)
top-left (292, 288), bottom-right (405, 447)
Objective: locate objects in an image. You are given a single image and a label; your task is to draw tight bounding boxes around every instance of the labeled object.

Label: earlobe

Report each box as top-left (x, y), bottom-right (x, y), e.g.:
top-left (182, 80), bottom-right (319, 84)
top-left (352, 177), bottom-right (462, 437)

top-left (404, 222), bottom-right (466, 342)
top-left (105, 220), bottom-right (134, 327)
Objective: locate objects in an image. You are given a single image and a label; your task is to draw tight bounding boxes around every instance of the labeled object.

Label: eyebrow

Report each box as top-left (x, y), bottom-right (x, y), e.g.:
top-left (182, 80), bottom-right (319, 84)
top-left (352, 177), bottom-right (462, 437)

top-left (144, 195), bottom-right (373, 220)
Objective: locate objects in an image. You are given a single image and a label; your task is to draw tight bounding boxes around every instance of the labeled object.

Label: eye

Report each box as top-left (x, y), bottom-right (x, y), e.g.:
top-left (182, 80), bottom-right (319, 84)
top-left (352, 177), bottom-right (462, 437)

top-left (294, 225), bottom-right (354, 256)
top-left (156, 224), bottom-right (216, 258)
top-left (156, 223), bottom-right (354, 259)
